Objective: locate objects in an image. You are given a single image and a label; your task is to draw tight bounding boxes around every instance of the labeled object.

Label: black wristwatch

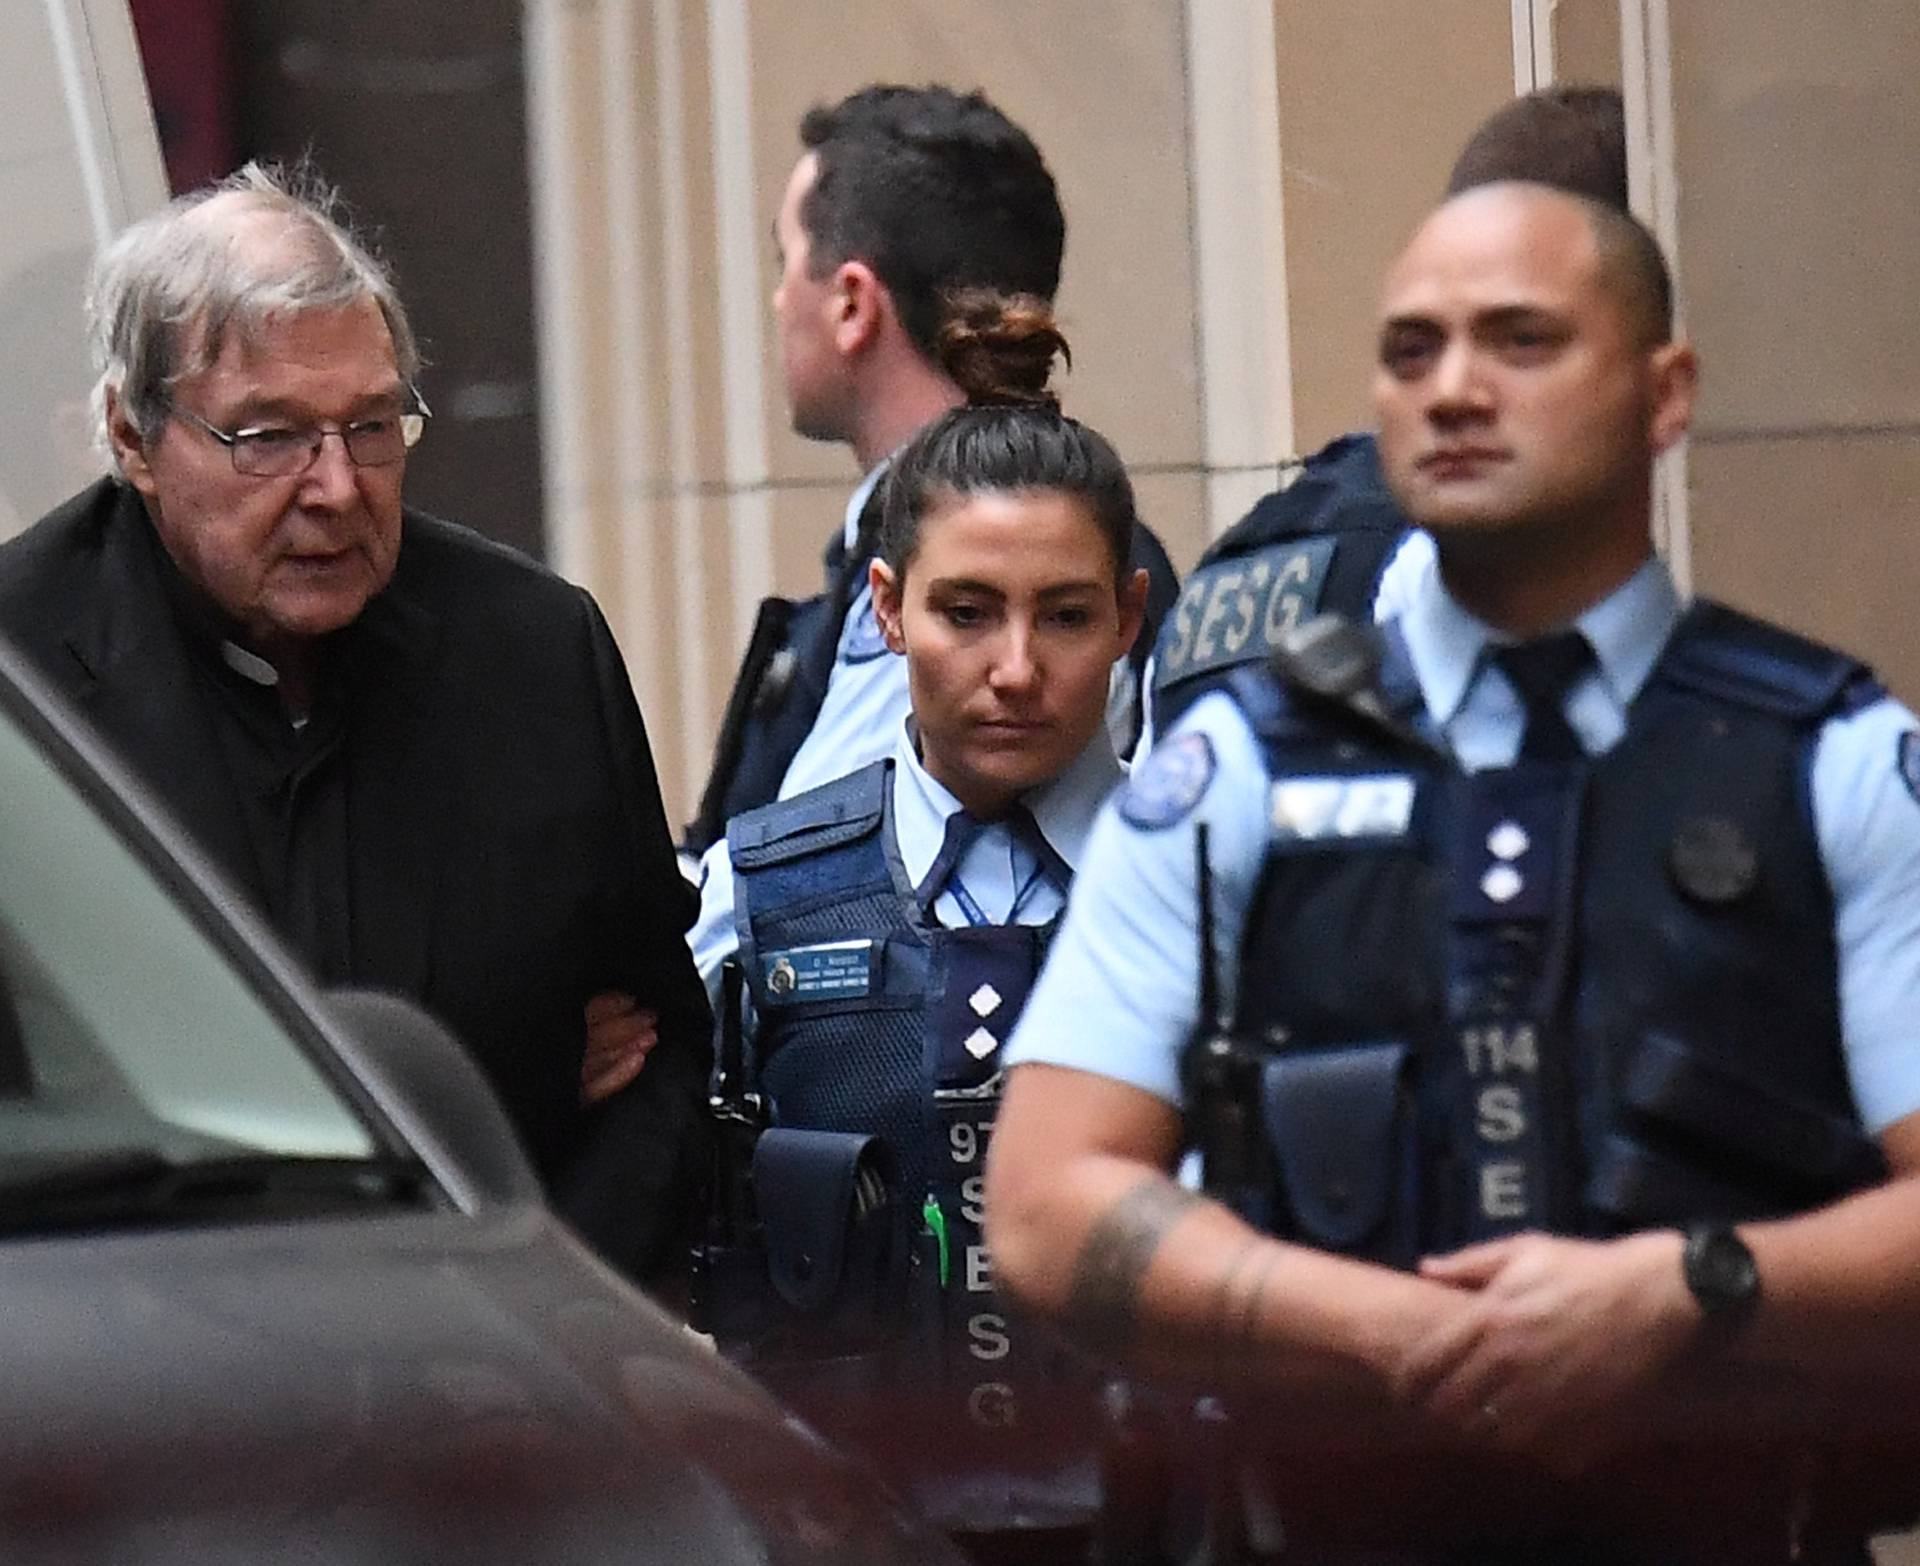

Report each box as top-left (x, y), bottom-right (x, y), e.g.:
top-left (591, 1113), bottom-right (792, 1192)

top-left (1681, 1223), bottom-right (1760, 1318)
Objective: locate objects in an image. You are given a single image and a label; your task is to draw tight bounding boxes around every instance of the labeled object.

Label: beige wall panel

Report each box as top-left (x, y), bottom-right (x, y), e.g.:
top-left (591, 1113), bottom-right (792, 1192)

top-left (1551, 0), bottom-right (1622, 87)
top-left (764, 477), bottom-right (853, 600)
top-left (1206, 465), bottom-right (1291, 562)
top-left (1130, 468), bottom-right (1210, 578)
top-left (683, 490), bottom-right (754, 731)
top-left (606, 492), bottom-right (693, 795)
top-left (1687, 435), bottom-right (1920, 704)
top-left (1274, 0), bottom-right (1514, 453)
top-left (1667, 2), bottom-right (1920, 436)
top-left (1186, 0), bottom-right (1293, 520)
top-left (740, 0), bottom-right (1203, 480)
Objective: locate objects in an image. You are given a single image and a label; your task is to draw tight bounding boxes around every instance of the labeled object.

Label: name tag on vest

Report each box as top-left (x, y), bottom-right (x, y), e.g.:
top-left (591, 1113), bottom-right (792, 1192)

top-left (1269, 773), bottom-right (1416, 842)
top-left (763, 939), bottom-right (876, 1001)
top-left (1154, 538), bottom-right (1338, 689)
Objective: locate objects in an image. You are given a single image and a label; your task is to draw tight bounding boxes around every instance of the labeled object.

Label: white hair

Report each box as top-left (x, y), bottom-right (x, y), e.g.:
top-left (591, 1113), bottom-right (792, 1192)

top-left (88, 161), bottom-right (421, 470)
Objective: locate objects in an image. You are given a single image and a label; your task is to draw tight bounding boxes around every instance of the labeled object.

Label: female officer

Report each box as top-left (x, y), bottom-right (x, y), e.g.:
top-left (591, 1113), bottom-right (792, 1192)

top-left (688, 291), bottom-right (1148, 1561)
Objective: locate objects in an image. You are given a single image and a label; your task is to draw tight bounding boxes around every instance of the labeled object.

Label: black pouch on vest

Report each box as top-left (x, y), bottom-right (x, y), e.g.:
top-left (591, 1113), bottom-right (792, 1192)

top-left (1588, 1031), bottom-right (1885, 1226)
top-left (753, 1128), bottom-right (897, 1344)
top-left (1261, 1041), bottom-right (1417, 1266)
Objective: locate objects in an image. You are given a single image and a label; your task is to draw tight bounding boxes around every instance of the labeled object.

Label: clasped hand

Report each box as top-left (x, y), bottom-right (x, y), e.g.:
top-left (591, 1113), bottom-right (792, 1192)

top-left (1393, 1230), bottom-right (1698, 1471)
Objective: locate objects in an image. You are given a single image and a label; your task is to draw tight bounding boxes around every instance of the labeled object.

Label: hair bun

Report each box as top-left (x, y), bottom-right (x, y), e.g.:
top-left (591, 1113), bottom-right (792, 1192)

top-left (935, 289), bottom-right (1069, 409)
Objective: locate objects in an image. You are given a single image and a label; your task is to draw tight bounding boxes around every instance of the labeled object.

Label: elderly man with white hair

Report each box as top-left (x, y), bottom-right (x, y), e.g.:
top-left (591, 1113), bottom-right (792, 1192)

top-left (0, 164), bottom-right (710, 1281)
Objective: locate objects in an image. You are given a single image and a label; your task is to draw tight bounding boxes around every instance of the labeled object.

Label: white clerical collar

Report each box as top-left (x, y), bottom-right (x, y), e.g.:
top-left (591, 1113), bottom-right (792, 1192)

top-left (218, 639), bottom-right (280, 687)
top-left (890, 720), bottom-right (1124, 893)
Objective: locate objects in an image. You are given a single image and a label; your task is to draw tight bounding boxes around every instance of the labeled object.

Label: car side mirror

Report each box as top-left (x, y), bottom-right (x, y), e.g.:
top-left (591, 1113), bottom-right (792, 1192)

top-left (323, 987), bottom-right (541, 1210)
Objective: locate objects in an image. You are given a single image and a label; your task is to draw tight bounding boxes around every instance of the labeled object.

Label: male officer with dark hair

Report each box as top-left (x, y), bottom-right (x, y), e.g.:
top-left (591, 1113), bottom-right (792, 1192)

top-left (987, 181), bottom-right (1920, 1560)
top-left (686, 83), bottom-right (1176, 854)
top-left (1447, 83), bottom-right (1627, 205)
top-left (1144, 85), bottom-right (1631, 747)
top-left (0, 165), bottom-right (710, 1279)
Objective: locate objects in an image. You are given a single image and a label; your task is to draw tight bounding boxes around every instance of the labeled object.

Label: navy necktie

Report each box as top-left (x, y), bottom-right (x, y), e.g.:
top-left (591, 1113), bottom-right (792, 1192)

top-left (1492, 631), bottom-right (1595, 763)
top-left (916, 805), bottom-right (1069, 922)
top-left (916, 810), bottom-right (985, 918)
top-left (1003, 805), bottom-right (1072, 901)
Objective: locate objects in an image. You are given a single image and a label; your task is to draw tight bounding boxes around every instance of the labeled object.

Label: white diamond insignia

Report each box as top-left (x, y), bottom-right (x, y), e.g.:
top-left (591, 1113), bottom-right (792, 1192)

top-left (968, 984), bottom-right (1003, 1019)
top-left (1481, 865), bottom-right (1524, 904)
top-left (964, 1027), bottom-right (999, 1060)
top-left (1487, 821), bottom-right (1530, 861)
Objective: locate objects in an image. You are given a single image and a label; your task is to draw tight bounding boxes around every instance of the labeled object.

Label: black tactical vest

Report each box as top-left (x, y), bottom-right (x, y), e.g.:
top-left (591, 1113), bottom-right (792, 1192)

top-left (1204, 602), bottom-right (1886, 1267)
top-left (1150, 433), bottom-right (1410, 737)
top-left (712, 761), bottom-right (1098, 1533)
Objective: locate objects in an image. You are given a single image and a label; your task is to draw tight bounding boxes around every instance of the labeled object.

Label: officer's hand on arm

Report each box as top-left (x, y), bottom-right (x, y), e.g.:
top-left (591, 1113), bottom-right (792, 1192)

top-left (580, 990), bottom-right (658, 1106)
top-left (988, 1061), bottom-right (1481, 1428)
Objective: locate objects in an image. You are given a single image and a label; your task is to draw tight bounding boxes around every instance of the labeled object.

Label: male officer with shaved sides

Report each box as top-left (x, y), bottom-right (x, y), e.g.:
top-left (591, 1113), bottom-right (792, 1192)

top-left (988, 182), bottom-right (1920, 1560)
top-left (1142, 85), bottom-right (1633, 751)
top-left (685, 84), bottom-right (1176, 856)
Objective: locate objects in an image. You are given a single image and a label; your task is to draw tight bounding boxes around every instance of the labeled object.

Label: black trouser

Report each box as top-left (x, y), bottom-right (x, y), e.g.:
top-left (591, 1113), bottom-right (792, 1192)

top-left (952, 1525), bottom-right (1093, 1566)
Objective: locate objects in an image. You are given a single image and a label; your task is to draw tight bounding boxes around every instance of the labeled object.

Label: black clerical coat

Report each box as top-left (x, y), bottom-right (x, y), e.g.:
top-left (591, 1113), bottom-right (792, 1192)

top-left (0, 478), bottom-right (711, 1277)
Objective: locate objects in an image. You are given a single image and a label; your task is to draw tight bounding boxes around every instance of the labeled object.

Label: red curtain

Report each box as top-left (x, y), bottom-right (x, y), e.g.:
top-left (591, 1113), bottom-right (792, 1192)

top-left (127, 0), bottom-right (236, 193)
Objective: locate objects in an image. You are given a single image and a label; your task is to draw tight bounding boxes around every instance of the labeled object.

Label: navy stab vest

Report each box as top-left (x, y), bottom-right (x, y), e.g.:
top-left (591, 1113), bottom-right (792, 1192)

top-left (1149, 433), bottom-right (1410, 737)
top-left (721, 761), bottom-right (1098, 1533)
top-left (1211, 601), bottom-right (1887, 1267)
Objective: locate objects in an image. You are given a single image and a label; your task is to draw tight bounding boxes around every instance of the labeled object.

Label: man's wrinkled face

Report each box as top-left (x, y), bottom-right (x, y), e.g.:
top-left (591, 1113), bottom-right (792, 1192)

top-left (1372, 184), bottom-right (1667, 545)
top-left (114, 297), bottom-right (407, 655)
top-left (871, 489), bottom-right (1145, 817)
top-left (771, 153), bottom-right (851, 443)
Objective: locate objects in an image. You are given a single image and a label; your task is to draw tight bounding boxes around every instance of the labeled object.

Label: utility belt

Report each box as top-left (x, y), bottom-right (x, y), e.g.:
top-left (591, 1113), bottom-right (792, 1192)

top-left (691, 1081), bottom-right (1091, 1405)
top-left (1188, 1019), bottom-right (1886, 1268)
top-left (689, 1121), bottom-right (901, 1367)
top-left (690, 1074), bottom-right (1103, 1534)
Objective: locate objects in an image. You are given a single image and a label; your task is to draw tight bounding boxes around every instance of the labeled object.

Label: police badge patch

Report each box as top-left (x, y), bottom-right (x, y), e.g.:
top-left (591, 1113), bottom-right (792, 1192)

top-left (1899, 731), bottom-right (1920, 807)
top-left (1120, 731), bottom-right (1217, 830)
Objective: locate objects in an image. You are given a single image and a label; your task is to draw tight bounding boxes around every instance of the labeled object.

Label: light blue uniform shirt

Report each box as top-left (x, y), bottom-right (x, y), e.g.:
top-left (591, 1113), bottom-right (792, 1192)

top-left (1009, 556), bottom-right (1920, 1136)
top-left (775, 464), bottom-right (909, 802)
top-left (690, 719), bottom-right (1125, 1004)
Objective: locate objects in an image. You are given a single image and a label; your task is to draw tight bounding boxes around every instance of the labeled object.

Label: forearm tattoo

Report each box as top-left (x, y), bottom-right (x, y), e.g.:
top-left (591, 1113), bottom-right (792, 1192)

top-left (1064, 1177), bottom-right (1203, 1355)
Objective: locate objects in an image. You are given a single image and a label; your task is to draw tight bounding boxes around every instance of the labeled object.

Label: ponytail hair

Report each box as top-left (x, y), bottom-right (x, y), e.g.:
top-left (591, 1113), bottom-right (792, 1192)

top-left (879, 290), bottom-right (1135, 586)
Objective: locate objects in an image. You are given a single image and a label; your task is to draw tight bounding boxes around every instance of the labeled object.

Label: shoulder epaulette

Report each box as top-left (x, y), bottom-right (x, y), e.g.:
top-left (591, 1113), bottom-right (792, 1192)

top-left (726, 760), bottom-right (888, 869)
top-left (1657, 601), bottom-right (1880, 721)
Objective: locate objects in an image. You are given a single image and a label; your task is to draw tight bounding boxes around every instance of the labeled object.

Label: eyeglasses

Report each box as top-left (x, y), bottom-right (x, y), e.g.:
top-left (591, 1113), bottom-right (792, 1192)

top-left (168, 394), bottom-right (432, 478)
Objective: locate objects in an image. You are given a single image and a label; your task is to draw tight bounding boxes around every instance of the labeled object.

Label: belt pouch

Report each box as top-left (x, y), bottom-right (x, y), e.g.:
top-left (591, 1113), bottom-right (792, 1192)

top-left (754, 1128), bottom-right (896, 1346)
top-left (1261, 1041), bottom-right (1414, 1264)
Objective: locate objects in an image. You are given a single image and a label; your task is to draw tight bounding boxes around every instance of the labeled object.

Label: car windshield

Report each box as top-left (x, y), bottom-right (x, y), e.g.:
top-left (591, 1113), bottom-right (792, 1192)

top-left (0, 683), bottom-right (378, 1190)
